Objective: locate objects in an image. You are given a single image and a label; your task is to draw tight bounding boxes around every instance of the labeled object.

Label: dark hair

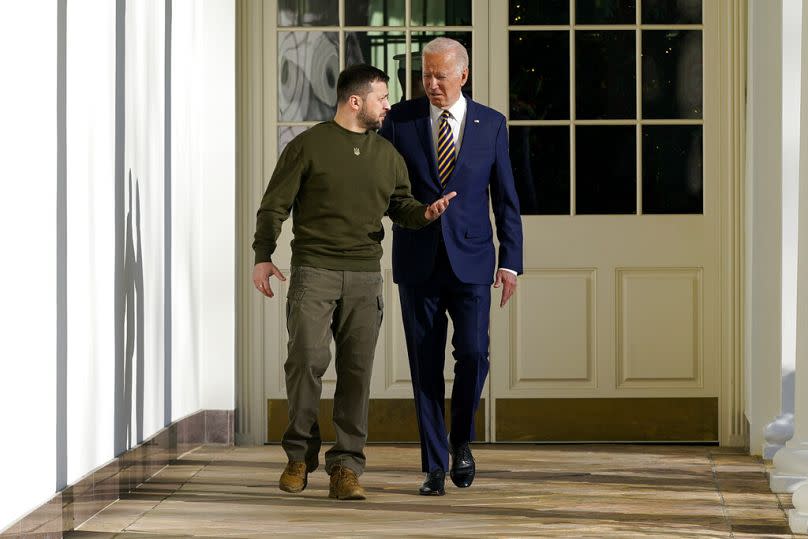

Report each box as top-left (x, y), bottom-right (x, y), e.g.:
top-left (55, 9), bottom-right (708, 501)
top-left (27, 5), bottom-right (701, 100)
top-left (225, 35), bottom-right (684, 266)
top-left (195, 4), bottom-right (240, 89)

top-left (336, 64), bottom-right (389, 103)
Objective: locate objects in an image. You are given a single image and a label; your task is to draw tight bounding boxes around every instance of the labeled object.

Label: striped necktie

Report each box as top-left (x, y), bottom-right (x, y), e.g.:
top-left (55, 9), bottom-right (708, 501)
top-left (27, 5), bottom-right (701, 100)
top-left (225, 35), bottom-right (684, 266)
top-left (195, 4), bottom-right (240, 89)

top-left (437, 110), bottom-right (456, 188)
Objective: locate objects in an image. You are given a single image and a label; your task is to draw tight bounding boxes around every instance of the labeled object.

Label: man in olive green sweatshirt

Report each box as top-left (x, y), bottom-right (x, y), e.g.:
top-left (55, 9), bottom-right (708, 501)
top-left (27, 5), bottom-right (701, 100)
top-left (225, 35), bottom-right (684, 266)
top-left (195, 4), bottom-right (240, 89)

top-left (252, 64), bottom-right (456, 501)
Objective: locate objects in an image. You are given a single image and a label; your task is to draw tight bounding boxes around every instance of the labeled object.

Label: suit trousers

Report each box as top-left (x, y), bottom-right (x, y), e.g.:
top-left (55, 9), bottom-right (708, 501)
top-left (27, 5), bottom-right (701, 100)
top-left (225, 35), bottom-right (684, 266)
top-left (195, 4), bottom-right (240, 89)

top-left (398, 240), bottom-right (491, 473)
top-left (282, 265), bottom-right (384, 476)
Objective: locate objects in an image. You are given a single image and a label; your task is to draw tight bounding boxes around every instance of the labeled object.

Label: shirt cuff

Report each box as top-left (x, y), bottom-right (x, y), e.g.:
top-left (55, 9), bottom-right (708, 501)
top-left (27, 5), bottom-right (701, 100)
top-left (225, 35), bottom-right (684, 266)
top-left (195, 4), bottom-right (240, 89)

top-left (498, 268), bottom-right (517, 276)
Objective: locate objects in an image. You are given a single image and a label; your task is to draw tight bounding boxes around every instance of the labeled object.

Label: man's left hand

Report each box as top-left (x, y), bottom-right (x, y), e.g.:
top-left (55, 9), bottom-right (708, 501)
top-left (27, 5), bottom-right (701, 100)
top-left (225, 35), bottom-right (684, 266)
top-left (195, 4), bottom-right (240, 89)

top-left (493, 269), bottom-right (517, 307)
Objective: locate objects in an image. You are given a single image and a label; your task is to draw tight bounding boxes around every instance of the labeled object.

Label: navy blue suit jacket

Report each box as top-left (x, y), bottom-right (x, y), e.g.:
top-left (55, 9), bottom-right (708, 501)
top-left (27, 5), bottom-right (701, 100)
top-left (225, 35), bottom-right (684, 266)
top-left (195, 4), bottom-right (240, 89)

top-left (380, 96), bottom-right (523, 285)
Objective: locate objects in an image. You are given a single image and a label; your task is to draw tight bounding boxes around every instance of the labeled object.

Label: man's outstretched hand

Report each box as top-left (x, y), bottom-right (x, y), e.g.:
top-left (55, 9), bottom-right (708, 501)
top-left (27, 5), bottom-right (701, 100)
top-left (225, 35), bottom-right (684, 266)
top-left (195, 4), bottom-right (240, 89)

top-left (253, 262), bottom-right (286, 298)
top-left (425, 191), bottom-right (457, 221)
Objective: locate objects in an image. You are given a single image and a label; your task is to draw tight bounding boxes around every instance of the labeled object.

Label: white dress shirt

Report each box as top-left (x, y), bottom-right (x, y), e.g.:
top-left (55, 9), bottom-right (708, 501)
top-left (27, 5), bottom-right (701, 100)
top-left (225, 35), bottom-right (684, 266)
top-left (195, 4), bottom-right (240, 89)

top-left (428, 96), bottom-right (517, 278)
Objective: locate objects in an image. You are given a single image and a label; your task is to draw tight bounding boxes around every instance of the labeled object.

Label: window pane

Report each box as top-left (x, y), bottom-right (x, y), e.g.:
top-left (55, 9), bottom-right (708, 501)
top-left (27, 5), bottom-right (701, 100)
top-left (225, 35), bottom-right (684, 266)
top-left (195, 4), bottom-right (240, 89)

top-left (345, 0), bottom-right (405, 26)
top-left (642, 0), bottom-right (702, 24)
top-left (642, 125), bottom-right (702, 214)
top-left (278, 32), bottom-right (339, 121)
top-left (510, 127), bottom-right (570, 215)
top-left (346, 32), bottom-right (406, 103)
top-left (410, 31), bottom-right (472, 99)
top-left (411, 0), bottom-right (471, 26)
top-left (279, 126), bottom-right (308, 155)
top-left (576, 0), bottom-right (635, 24)
top-left (642, 30), bottom-right (702, 119)
top-left (576, 126), bottom-right (636, 214)
top-left (510, 31), bottom-right (569, 120)
top-left (510, 0), bottom-right (569, 25)
top-left (278, 0), bottom-right (338, 26)
top-left (576, 31), bottom-right (635, 119)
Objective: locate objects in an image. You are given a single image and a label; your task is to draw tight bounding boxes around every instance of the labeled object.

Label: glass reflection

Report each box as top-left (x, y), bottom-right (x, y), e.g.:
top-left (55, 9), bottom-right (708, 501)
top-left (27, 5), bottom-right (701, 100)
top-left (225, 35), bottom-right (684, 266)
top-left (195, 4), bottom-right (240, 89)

top-left (642, 125), bottom-right (703, 214)
top-left (510, 31), bottom-right (569, 120)
top-left (278, 0), bottom-right (338, 26)
top-left (576, 30), bottom-right (635, 119)
top-left (346, 32), bottom-right (406, 104)
top-left (278, 32), bottom-right (340, 122)
top-left (509, 0), bottom-right (569, 25)
top-left (279, 126), bottom-right (308, 155)
top-left (576, 126), bottom-right (636, 214)
top-left (642, 30), bottom-right (702, 119)
top-left (642, 0), bottom-right (702, 24)
top-left (345, 0), bottom-right (405, 26)
top-left (576, 0), bottom-right (635, 24)
top-left (411, 0), bottom-right (472, 26)
top-left (510, 126), bottom-right (570, 215)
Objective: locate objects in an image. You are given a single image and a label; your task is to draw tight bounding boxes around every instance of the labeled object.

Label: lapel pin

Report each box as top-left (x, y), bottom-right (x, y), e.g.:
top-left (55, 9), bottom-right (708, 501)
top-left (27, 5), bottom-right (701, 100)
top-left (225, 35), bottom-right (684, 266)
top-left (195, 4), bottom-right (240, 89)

top-left (473, 119), bottom-right (479, 124)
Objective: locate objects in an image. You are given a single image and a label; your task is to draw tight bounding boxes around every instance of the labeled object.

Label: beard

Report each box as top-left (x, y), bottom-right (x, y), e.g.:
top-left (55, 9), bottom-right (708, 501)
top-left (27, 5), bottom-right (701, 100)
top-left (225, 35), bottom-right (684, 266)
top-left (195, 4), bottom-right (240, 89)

top-left (357, 105), bottom-right (383, 131)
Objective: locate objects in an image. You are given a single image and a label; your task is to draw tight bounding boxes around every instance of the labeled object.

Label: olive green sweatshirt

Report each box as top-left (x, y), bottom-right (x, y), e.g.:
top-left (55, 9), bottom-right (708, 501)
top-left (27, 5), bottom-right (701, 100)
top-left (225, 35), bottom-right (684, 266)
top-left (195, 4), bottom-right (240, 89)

top-left (253, 121), bottom-right (429, 271)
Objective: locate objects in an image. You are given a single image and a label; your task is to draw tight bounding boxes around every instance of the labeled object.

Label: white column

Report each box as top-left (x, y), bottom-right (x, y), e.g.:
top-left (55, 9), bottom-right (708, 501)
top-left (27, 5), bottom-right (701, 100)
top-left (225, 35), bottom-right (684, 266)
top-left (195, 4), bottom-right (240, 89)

top-left (772, 0), bottom-right (808, 505)
top-left (786, 5), bottom-right (808, 528)
top-left (765, 0), bottom-right (803, 460)
top-left (746, 0), bottom-right (784, 458)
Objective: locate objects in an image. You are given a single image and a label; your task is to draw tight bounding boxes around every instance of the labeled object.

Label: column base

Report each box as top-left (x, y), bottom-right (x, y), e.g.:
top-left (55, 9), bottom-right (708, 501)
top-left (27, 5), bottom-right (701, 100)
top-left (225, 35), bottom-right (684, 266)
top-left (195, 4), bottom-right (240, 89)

top-left (789, 509), bottom-right (808, 534)
top-left (770, 474), bottom-right (808, 493)
top-left (765, 443), bottom-right (785, 460)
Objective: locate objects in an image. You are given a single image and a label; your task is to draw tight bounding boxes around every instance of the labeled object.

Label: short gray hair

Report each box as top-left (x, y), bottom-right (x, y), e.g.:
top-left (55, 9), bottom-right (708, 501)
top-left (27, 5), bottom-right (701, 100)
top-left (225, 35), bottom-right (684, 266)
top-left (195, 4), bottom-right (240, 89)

top-left (421, 37), bottom-right (468, 75)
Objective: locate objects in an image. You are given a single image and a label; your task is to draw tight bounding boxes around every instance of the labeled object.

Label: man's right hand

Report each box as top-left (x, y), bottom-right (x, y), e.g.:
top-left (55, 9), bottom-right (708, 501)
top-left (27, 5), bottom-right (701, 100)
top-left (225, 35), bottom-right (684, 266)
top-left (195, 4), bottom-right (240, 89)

top-left (253, 262), bottom-right (286, 298)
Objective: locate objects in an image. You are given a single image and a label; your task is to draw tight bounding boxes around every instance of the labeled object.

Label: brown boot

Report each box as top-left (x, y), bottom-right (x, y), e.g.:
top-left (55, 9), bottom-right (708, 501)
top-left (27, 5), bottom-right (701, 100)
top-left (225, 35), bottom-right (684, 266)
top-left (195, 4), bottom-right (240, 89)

top-left (328, 465), bottom-right (366, 500)
top-left (279, 461), bottom-right (309, 493)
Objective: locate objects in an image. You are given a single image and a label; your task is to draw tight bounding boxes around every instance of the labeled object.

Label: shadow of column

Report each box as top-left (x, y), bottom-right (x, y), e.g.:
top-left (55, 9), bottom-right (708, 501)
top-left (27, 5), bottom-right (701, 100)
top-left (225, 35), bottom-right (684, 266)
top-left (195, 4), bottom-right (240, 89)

top-left (56, 0), bottom-right (67, 491)
top-left (113, 0), bottom-right (127, 458)
top-left (164, 0), bottom-right (172, 427)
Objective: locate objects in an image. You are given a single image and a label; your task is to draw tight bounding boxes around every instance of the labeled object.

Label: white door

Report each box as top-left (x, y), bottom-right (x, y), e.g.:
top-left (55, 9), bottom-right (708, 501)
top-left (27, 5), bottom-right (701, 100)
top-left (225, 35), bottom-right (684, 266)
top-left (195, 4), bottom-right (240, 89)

top-left (487, 0), bottom-right (722, 441)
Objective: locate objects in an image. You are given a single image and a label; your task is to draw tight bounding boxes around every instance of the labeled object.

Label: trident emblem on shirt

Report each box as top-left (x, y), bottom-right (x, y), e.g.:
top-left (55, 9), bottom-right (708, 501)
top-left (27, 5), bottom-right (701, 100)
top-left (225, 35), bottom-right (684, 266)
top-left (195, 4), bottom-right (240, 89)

top-left (354, 147), bottom-right (360, 156)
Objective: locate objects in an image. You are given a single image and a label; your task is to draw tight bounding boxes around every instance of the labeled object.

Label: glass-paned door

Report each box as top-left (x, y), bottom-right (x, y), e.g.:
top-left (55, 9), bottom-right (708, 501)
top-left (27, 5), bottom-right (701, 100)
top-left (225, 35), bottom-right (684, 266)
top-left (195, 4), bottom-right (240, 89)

top-left (266, 0), bottom-right (490, 442)
top-left (488, 0), bottom-right (720, 441)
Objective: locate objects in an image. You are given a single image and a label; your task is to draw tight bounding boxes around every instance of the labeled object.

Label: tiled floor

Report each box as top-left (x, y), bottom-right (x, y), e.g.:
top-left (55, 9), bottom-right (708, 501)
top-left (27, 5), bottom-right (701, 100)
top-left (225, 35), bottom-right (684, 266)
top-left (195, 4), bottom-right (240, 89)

top-left (68, 444), bottom-right (793, 538)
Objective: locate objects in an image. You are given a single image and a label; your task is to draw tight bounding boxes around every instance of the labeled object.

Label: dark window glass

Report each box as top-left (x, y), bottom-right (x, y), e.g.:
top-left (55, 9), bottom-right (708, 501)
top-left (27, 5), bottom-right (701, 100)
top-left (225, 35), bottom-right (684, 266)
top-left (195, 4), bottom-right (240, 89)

top-left (576, 126), bottom-right (636, 214)
top-left (576, 31), bottom-right (635, 119)
top-left (509, 0), bottom-right (569, 25)
top-left (576, 0), bottom-right (635, 24)
top-left (411, 0), bottom-right (472, 26)
top-left (510, 31), bottom-right (569, 120)
top-left (642, 125), bottom-right (703, 214)
top-left (510, 127), bottom-right (570, 215)
top-left (346, 32), bottom-right (406, 103)
top-left (642, 30), bottom-right (702, 119)
top-left (642, 0), bottom-right (702, 24)
top-left (409, 31), bottom-right (473, 99)
top-left (278, 32), bottom-right (339, 121)
top-left (278, 0), bottom-right (338, 26)
top-left (345, 0), bottom-right (405, 26)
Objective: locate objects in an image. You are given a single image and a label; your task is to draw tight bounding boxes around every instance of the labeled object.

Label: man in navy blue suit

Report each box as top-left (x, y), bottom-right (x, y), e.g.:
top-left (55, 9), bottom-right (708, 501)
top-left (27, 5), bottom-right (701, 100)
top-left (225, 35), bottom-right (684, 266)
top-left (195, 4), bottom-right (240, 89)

top-left (379, 38), bottom-right (523, 496)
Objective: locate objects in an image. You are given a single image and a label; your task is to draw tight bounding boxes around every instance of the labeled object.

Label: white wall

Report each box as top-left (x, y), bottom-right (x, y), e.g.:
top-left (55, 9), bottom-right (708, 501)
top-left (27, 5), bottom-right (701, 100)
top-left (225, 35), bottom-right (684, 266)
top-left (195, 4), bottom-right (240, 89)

top-left (0, 1), bottom-right (58, 529)
top-left (66, 0), bottom-right (116, 485)
top-left (172, 0), bottom-right (235, 416)
top-left (0, 0), bottom-right (235, 531)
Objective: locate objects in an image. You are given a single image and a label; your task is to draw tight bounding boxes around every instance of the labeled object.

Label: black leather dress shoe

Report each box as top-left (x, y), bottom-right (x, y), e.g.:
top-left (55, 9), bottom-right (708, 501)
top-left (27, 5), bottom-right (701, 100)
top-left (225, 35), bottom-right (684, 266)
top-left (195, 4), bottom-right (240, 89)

top-left (419, 470), bottom-right (445, 496)
top-left (450, 442), bottom-right (476, 488)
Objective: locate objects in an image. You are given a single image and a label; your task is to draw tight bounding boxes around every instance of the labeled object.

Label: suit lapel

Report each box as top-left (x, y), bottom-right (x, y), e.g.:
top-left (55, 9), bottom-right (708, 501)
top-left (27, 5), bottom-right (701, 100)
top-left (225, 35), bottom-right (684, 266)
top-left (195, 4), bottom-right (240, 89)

top-left (415, 98), bottom-right (442, 191)
top-left (451, 96), bottom-right (476, 184)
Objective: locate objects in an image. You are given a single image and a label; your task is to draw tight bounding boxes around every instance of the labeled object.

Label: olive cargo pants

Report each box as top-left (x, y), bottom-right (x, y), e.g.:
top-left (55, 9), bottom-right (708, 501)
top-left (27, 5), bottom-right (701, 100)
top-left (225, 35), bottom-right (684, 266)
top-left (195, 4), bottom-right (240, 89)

top-left (282, 265), bottom-right (384, 476)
